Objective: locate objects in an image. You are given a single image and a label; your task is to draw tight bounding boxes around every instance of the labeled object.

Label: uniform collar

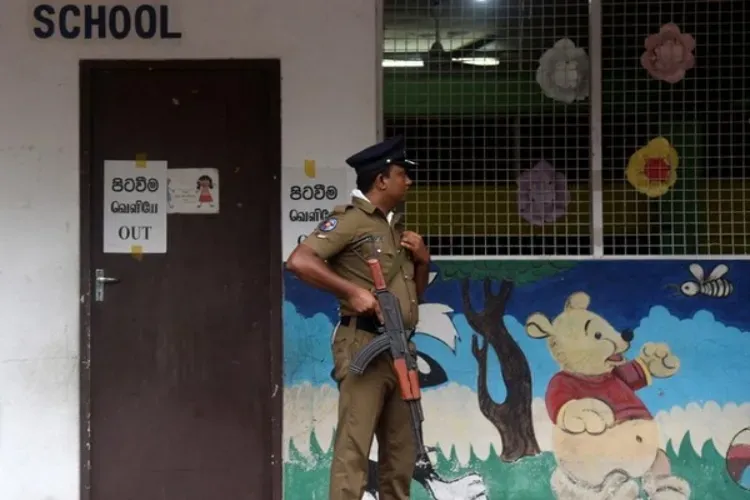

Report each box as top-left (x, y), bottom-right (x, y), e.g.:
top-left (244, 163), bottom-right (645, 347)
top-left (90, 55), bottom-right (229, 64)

top-left (351, 189), bottom-right (395, 224)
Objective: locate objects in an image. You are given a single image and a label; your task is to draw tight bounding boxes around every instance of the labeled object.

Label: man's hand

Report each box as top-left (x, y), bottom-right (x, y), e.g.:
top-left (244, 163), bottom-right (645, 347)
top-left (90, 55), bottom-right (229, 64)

top-left (400, 231), bottom-right (430, 265)
top-left (347, 287), bottom-right (384, 324)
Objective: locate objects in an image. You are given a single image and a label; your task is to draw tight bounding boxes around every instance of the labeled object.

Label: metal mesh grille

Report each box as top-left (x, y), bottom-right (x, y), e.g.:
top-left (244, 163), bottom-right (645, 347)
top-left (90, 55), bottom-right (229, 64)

top-left (383, 0), bottom-right (749, 258)
top-left (384, 0), bottom-right (591, 257)
top-left (602, 0), bottom-right (749, 256)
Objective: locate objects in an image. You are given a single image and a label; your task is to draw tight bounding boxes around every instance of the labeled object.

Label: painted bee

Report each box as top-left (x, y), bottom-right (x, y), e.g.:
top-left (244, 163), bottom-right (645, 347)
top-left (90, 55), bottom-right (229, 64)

top-left (678, 263), bottom-right (734, 298)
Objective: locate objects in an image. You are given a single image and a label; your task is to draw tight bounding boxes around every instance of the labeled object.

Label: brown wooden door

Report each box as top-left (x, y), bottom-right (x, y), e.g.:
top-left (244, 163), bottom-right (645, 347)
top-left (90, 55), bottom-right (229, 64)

top-left (79, 60), bottom-right (282, 500)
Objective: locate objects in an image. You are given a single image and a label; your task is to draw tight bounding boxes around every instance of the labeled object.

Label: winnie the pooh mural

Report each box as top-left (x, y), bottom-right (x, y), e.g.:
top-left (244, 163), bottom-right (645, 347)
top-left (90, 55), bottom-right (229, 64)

top-left (525, 291), bottom-right (691, 500)
top-left (284, 260), bottom-right (750, 499)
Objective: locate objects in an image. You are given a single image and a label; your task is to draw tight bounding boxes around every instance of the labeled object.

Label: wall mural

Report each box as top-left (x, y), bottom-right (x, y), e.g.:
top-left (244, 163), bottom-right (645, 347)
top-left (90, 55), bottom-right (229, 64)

top-left (282, 260), bottom-right (750, 499)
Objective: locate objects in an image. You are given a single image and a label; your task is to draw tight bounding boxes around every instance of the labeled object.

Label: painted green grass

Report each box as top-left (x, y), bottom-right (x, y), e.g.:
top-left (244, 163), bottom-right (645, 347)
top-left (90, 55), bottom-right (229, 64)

top-left (284, 431), bottom-right (750, 499)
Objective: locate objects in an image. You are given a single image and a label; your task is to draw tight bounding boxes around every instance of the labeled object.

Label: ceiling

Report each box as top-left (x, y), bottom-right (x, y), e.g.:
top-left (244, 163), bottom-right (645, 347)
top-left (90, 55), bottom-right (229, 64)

top-left (382, 0), bottom-right (590, 67)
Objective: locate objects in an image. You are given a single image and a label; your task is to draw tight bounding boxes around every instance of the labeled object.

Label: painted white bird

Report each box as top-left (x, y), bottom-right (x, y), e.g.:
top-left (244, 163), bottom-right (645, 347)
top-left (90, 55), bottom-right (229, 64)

top-left (358, 271), bottom-right (488, 500)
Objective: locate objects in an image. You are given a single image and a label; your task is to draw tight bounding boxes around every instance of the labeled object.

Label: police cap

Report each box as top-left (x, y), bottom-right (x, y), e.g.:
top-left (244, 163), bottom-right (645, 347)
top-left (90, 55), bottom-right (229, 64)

top-left (345, 136), bottom-right (417, 176)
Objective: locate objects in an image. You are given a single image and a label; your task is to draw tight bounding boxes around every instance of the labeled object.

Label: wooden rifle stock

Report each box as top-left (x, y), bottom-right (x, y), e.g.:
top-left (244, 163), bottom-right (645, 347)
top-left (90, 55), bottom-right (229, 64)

top-left (363, 257), bottom-right (421, 401)
top-left (349, 250), bottom-right (430, 466)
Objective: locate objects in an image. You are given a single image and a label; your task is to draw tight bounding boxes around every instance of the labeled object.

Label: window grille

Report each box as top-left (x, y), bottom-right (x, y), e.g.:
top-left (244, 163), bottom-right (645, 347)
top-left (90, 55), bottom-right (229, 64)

top-left (382, 0), bottom-right (749, 259)
top-left (601, 0), bottom-right (749, 256)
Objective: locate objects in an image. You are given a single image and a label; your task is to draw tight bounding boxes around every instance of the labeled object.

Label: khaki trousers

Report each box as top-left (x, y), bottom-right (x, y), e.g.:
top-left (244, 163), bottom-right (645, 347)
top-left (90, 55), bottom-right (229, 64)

top-left (328, 323), bottom-right (416, 500)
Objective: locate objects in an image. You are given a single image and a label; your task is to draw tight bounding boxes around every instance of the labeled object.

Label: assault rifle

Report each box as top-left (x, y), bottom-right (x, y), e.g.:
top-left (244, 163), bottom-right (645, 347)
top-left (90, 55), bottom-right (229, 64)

top-left (349, 247), bottom-right (430, 468)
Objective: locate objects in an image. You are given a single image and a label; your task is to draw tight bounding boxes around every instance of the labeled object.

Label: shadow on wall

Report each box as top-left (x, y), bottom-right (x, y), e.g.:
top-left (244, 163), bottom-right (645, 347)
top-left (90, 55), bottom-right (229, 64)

top-left (283, 260), bottom-right (750, 500)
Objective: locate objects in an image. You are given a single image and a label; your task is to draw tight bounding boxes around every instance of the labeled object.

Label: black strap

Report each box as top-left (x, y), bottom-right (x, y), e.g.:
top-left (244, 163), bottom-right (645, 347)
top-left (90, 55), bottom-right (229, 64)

top-left (340, 315), bottom-right (381, 335)
top-left (341, 315), bottom-right (415, 338)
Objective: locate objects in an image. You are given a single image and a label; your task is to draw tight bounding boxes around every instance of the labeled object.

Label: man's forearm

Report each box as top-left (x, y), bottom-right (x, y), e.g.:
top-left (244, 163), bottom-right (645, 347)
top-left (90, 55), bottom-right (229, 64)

top-left (414, 260), bottom-right (430, 301)
top-left (287, 246), bottom-right (359, 299)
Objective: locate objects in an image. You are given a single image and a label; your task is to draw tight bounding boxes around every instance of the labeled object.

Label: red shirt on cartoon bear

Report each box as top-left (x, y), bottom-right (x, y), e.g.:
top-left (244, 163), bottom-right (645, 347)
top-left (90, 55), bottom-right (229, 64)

top-left (546, 360), bottom-right (653, 424)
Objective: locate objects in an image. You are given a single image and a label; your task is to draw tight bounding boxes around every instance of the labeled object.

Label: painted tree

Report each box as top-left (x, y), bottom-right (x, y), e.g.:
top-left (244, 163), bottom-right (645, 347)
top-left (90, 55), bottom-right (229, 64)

top-left (436, 260), bottom-right (578, 462)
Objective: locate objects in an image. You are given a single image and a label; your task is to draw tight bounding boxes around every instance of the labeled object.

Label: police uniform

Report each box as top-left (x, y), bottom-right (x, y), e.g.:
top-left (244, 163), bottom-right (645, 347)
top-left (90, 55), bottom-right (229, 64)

top-left (300, 136), bottom-right (420, 500)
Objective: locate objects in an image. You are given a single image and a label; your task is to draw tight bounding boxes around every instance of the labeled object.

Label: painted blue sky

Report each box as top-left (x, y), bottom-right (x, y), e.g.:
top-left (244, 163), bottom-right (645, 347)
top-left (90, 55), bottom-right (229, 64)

top-left (283, 260), bottom-right (750, 414)
top-left (742, 468), bottom-right (750, 490)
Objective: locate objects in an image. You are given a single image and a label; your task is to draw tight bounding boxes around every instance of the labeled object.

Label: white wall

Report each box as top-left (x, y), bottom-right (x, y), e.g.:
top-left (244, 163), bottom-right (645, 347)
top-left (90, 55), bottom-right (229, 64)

top-left (0, 1), bottom-right (378, 498)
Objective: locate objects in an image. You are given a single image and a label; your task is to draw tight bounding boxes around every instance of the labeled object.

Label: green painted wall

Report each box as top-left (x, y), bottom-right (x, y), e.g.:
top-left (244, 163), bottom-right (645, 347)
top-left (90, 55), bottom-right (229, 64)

top-left (383, 69), bottom-right (580, 116)
top-left (382, 69), bottom-right (719, 116)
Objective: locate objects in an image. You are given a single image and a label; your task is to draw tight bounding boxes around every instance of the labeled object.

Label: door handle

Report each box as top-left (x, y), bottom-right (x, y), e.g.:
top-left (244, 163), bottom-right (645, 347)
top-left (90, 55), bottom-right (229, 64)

top-left (95, 269), bottom-right (120, 302)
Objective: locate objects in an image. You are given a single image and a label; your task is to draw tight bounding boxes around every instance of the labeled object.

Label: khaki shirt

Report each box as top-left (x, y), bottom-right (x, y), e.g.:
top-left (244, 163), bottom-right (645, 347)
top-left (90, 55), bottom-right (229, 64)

top-left (301, 196), bottom-right (419, 329)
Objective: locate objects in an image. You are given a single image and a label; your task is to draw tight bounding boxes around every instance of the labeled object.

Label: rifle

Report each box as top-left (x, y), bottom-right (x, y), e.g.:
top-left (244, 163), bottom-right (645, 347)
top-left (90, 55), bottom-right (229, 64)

top-left (349, 245), bottom-right (430, 468)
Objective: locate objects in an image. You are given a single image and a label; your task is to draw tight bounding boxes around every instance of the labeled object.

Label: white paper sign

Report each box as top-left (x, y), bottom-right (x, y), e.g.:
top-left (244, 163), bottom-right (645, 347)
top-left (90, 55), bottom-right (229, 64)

top-left (103, 160), bottom-right (168, 254)
top-left (167, 167), bottom-right (220, 214)
top-left (282, 166), bottom-right (351, 260)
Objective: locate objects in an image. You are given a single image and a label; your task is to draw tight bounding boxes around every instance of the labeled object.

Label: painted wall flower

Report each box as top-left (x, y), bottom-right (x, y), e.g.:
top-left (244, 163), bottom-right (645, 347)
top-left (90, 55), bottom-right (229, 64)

top-left (536, 38), bottom-right (590, 104)
top-left (517, 160), bottom-right (570, 226)
top-left (641, 23), bottom-right (696, 84)
top-left (626, 137), bottom-right (679, 198)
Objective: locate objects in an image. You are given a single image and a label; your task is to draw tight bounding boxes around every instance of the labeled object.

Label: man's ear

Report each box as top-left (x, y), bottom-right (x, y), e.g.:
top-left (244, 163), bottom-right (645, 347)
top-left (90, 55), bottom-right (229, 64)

top-left (375, 172), bottom-right (387, 190)
top-left (526, 313), bottom-right (554, 339)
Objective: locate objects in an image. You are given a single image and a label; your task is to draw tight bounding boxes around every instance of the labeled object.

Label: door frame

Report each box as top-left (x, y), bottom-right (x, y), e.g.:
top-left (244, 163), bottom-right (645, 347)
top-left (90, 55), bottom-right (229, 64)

top-left (78, 59), bottom-right (283, 500)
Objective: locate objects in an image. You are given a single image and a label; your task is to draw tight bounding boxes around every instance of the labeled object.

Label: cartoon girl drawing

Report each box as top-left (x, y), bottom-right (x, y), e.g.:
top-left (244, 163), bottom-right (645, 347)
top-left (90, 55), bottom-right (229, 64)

top-left (196, 175), bottom-right (215, 208)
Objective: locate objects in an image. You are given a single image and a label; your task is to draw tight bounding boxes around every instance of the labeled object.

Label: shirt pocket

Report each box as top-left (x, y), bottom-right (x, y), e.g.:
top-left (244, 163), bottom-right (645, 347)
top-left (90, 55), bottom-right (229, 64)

top-left (379, 245), bottom-right (414, 285)
top-left (363, 232), bottom-right (390, 273)
top-left (378, 246), bottom-right (399, 284)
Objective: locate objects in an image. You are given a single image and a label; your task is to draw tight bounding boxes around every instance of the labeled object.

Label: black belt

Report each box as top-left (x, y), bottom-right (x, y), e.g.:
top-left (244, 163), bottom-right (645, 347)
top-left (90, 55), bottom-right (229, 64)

top-left (340, 315), bottom-right (382, 335)
top-left (340, 315), bottom-right (415, 338)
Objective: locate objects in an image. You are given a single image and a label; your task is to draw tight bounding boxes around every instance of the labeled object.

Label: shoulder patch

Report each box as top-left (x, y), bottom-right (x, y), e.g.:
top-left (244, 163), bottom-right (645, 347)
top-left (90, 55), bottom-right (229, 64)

top-left (332, 204), bottom-right (353, 215)
top-left (318, 217), bottom-right (338, 232)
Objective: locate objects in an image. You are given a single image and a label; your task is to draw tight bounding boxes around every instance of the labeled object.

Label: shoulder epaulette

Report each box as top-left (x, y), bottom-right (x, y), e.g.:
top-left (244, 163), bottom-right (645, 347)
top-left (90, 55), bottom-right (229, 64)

top-left (331, 204), bottom-right (354, 215)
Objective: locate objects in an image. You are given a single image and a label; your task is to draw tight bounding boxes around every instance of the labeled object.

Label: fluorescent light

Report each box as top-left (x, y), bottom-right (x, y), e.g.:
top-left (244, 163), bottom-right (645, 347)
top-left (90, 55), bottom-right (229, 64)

top-left (381, 57), bottom-right (500, 68)
top-left (452, 57), bottom-right (500, 66)
top-left (382, 59), bottom-right (424, 68)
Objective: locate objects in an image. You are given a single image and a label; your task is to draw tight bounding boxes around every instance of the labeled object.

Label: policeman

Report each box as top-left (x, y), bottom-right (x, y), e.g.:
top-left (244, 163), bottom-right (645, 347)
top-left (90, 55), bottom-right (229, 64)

top-left (286, 136), bottom-right (431, 500)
